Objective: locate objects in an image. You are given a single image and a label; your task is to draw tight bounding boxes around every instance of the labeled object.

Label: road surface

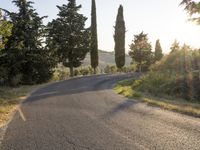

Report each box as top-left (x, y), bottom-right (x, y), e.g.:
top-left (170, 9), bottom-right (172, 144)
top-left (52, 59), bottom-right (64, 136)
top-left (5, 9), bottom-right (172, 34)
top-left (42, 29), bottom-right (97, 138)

top-left (1, 74), bottom-right (200, 150)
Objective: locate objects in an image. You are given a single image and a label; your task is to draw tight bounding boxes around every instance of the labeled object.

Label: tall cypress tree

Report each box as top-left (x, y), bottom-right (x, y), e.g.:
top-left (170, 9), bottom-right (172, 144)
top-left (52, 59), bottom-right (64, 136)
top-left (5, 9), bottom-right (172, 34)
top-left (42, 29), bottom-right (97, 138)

top-left (90, 0), bottom-right (99, 74)
top-left (154, 39), bottom-right (163, 62)
top-left (114, 5), bottom-right (126, 69)
top-left (47, 0), bottom-right (90, 77)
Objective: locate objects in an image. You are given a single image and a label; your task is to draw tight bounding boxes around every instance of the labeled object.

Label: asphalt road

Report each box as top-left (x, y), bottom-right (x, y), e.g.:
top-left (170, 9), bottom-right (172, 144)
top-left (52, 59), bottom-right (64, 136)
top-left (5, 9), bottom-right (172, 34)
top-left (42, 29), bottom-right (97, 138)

top-left (1, 74), bottom-right (200, 150)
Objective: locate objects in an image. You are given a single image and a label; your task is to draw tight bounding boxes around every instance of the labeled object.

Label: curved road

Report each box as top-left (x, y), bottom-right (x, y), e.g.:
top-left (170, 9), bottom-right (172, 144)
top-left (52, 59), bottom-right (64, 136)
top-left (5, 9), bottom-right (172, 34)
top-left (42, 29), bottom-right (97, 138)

top-left (1, 74), bottom-right (200, 150)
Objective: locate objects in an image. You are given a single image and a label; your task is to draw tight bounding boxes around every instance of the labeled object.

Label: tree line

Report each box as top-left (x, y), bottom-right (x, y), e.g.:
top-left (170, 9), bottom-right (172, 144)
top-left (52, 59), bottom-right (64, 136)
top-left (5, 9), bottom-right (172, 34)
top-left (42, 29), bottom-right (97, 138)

top-left (0, 0), bottom-right (129, 86)
top-left (0, 0), bottom-right (93, 86)
top-left (0, 0), bottom-right (198, 86)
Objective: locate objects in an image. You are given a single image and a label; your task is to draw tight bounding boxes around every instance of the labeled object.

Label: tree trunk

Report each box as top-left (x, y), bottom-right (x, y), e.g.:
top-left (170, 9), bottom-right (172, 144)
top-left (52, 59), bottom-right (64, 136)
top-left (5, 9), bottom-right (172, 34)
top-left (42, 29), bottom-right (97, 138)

top-left (70, 66), bottom-right (74, 77)
top-left (93, 68), bottom-right (97, 74)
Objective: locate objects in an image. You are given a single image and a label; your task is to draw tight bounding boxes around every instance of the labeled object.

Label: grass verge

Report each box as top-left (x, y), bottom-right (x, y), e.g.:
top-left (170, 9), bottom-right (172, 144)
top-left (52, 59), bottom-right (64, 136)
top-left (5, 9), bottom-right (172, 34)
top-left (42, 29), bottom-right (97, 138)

top-left (113, 78), bottom-right (200, 117)
top-left (0, 84), bottom-right (44, 128)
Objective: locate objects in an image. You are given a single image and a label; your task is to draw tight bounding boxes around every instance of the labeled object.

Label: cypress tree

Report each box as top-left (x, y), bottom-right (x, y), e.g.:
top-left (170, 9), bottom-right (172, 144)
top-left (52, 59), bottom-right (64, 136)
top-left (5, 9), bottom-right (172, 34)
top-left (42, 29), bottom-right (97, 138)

top-left (47, 0), bottom-right (90, 77)
top-left (154, 39), bottom-right (163, 62)
top-left (114, 5), bottom-right (126, 69)
top-left (90, 0), bottom-right (99, 74)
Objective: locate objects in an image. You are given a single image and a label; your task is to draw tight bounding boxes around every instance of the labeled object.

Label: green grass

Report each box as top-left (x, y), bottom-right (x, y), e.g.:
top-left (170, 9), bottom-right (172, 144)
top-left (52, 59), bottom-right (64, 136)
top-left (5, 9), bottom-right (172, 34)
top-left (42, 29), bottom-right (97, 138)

top-left (0, 84), bottom-right (43, 127)
top-left (113, 78), bottom-right (200, 117)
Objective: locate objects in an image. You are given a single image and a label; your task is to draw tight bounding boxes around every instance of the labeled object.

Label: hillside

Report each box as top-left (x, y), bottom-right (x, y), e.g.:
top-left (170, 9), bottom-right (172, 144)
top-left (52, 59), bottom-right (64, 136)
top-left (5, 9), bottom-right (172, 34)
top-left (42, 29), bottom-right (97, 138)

top-left (83, 50), bottom-right (132, 69)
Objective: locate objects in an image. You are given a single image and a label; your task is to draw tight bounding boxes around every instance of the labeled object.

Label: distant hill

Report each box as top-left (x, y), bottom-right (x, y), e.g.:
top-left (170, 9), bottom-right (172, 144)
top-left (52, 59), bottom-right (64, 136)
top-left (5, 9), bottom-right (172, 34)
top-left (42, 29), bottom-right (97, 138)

top-left (83, 50), bottom-right (132, 69)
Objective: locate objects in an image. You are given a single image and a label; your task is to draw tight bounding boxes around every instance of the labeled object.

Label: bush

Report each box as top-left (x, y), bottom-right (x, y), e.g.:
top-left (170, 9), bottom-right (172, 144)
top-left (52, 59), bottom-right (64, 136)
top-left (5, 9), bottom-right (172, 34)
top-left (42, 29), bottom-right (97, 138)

top-left (193, 72), bottom-right (200, 100)
top-left (104, 64), bottom-right (136, 74)
top-left (132, 45), bottom-right (200, 101)
top-left (133, 71), bottom-right (200, 101)
top-left (74, 66), bottom-right (100, 76)
top-left (132, 72), bottom-right (174, 95)
top-left (0, 67), bottom-right (8, 85)
top-left (80, 68), bottom-right (90, 76)
top-left (104, 65), bottom-right (118, 74)
top-left (122, 65), bottom-right (136, 73)
top-left (9, 74), bottom-right (22, 87)
top-left (52, 69), bottom-right (69, 81)
top-left (74, 69), bottom-right (81, 76)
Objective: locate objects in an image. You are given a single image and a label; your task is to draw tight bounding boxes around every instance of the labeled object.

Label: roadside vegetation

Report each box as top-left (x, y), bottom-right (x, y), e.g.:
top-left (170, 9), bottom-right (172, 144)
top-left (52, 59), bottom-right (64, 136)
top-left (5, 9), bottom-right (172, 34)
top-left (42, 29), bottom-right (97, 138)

top-left (114, 42), bottom-right (200, 117)
top-left (113, 77), bottom-right (200, 117)
top-left (113, 0), bottom-right (200, 117)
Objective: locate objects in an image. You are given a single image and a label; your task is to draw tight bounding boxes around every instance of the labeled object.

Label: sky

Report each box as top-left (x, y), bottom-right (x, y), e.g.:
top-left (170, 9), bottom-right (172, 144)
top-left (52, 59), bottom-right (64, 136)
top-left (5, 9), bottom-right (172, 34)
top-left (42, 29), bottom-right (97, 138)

top-left (1, 0), bottom-right (200, 53)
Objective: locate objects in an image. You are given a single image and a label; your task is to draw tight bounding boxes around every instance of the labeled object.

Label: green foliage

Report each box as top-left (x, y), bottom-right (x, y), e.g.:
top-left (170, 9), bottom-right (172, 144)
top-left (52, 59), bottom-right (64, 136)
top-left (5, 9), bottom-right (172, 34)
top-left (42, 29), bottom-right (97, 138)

top-left (0, 11), bottom-right (13, 50)
top-left (52, 68), bottom-right (69, 81)
top-left (104, 65), bottom-right (118, 74)
top-left (120, 65), bottom-right (136, 73)
top-left (90, 0), bottom-right (99, 74)
top-left (74, 69), bottom-right (80, 76)
top-left (79, 68), bottom-right (90, 76)
top-left (0, 11), bottom-right (13, 84)
top-left (47, 0), bottom-right (90, 77)
top-left (132, 72), bottom-right (176, 96)
top-left (181, 0), bottom-right (200, 24)
top-left (154, 39), bottom-right (163, 62)
top-left (0, 0), bottom-right (55, 86)
top-left (135, 43), bottom-right (200, 101)
top-left (9, 74), bottom-right (22, 87)
top-left (104, 64), bottom-right (135, 74)
top-left (74, 66), bottom-right (95, 76)
top-left (151, 44), bottom-right (195, 73)
top-left (114, 5), bottom-right (126, 69)
top-left (170, 40), bottom-right (180, 53)
top-left (129, 32), bottom-right (153, 72)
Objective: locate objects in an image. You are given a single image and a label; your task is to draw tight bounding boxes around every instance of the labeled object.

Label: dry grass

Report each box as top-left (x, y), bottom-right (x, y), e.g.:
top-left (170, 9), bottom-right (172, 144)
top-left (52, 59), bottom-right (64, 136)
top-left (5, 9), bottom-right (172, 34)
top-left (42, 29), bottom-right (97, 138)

top-left (113, 79), bottom-right (200, 118)
top-left (0, 85), bottom-right (43, 127)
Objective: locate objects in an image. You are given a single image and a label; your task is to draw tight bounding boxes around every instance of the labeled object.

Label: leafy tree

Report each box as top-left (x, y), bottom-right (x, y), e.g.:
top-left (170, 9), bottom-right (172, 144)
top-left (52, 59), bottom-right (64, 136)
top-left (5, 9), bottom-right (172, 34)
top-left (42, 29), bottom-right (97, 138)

top-left (154, 39), bottom-right (163, 62)
top-left (90, 0), bottom-right (99, 74)
top-left (170, 40), bottom-right (180, 53)
top-left (129, 32), bottom-right (153, 72)
top-left (2, 0), bottom-right (55, 85)
top-left (0, 11), bottom-right (13, 83)
top-left (181, 0), bottom-right (200, 24)
top-left (47, 0), bottom-right (90, 77)
top-left (192, 49), bottom-right (200, 70)
top-left (114, 5), bottom-right (126, 69)
top-left (0, 11), bottom-right (12, 50)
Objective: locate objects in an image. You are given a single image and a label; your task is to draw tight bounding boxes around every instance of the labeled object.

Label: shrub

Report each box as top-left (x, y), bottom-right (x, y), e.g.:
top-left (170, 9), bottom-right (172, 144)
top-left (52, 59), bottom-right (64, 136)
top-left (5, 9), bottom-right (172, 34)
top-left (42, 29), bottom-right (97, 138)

top-left (134, 45), bottom-right (200, 101)
top-left (133, 71), bottom-right (200, 101)
top-left (9, 74), bottom-right (22, 87)
top-left (74, 69), bottom-right (81, 76)
top-left (80, 68), bottom-right (90, 76)
top-left (52, 69), bottom-right (69, 81)
top-left (104, 65), bottom-right (118, 74)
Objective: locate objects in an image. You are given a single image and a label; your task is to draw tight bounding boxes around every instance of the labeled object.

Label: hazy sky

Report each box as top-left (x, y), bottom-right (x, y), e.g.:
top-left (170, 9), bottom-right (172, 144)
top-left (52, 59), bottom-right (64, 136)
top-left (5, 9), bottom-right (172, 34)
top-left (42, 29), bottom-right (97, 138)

top-left (1, 0), bottom-right (200, 53)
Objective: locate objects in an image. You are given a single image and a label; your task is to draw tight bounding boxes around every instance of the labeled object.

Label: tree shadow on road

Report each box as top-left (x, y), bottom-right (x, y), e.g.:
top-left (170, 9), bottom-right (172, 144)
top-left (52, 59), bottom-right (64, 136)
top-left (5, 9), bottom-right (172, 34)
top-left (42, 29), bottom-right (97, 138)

top-left (101, 99), bottom-right (138, 119)
top-left (23, 74), bottom-right (135, 104)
